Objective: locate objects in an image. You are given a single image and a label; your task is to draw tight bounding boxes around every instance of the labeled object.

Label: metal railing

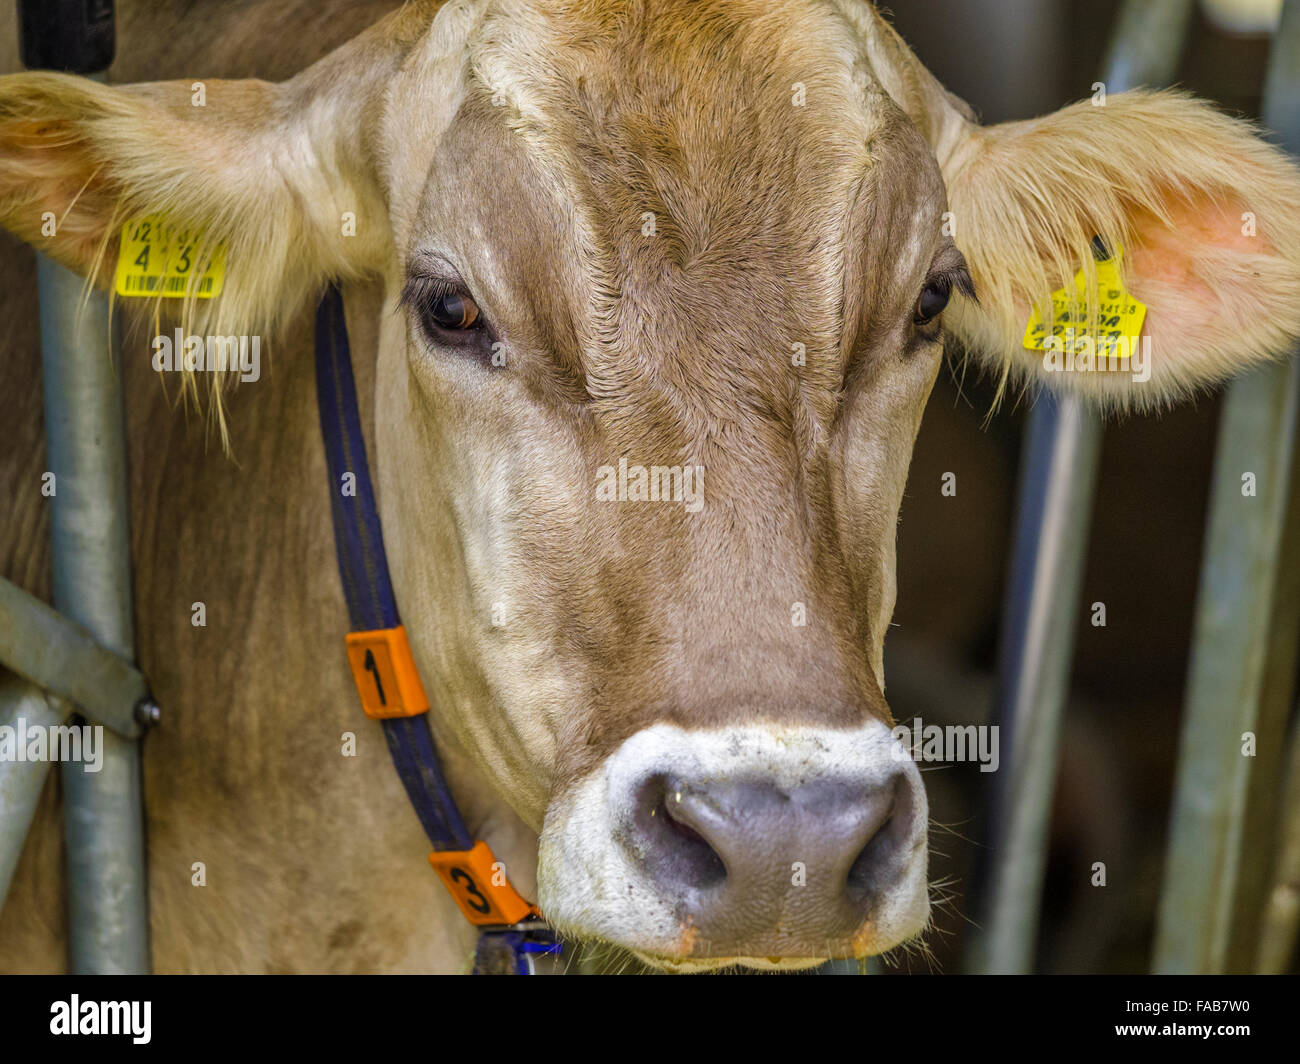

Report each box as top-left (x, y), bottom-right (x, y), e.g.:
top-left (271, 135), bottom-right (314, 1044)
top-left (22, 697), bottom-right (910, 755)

top-left (1154, 0), bottom-right (1300, 974)
top-left (971, 0), bottom-right (1300, 975)
top-left (0, 0), bottom-right (151, 975)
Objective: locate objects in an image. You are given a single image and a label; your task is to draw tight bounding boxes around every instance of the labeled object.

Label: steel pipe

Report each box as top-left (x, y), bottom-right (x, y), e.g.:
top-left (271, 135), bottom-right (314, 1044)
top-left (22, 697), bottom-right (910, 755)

top-left (967, 394), bottom-right (1104, 974)
top-left (38, 252), bottom-right (150, 975)
top-left (1256, 712), bottom-right (1300, 973)
top-left (1152, 364), bottom-right (1300, 973)
top-left (1153, 0), bottom-right (1300, 973)
top-left (0, 677), bottom-right (70, 907)
top-left (0, 575), bottom-right (146, 740)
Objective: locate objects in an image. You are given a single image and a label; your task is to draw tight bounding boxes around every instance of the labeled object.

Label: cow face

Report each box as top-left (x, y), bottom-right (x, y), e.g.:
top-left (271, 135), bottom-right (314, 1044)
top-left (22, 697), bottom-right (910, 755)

top-left (4, 0), bottom-right (1300, 970)
top-left (372, 0), bottom-right (960, 969)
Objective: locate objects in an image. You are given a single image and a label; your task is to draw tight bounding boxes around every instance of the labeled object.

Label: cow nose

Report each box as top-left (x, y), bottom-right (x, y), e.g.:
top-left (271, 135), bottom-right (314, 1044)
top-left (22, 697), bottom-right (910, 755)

top-left (627, 770), bottom-right (919, 953)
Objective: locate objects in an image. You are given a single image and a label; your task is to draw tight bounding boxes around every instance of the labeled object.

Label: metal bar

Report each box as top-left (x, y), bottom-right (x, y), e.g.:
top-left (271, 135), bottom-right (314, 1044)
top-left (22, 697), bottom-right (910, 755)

top-left (1257, 712), bottom-right (1300, 973)
top-left (0, 677), bottom-right (70, 906)
top-left (1153, 1), bottom-right (1300, 973)
top-left (0, 575), bottom-right (146, 739)
top-left (1098, 0), bottom-right (1196, 96)
top-left (1227, 373), bottom-right (1300, 967)
top-left (38, 252), bottom-right (151, 974)
top-left (1152, 368), bottom-right (1300, 972)
top-left (16, 0), bottom-right (146, 974)
top-left (967, 0), bottom-right (1194, 975)
top-left (967, 395), bottom-right (1103, 974)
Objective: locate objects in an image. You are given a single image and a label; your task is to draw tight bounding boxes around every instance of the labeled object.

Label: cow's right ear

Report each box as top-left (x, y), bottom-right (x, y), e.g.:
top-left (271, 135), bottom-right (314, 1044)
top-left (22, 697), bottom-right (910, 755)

top-left (0, 6), bottom-right (430, 342)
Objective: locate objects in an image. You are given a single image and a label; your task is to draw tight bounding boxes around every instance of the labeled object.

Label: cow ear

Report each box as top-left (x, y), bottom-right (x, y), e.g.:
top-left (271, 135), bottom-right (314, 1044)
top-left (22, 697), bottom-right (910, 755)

top-left (0, 7), bottom-right (428, 342)
top-left (941, 90), bottom-right (1300, 408)
top-left (0, 74), bottom-right (376, 339)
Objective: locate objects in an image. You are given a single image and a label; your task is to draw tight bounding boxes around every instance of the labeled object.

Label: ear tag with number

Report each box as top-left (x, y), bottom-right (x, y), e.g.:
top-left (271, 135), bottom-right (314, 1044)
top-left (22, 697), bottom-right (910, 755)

top-left (1022, 237), bottom-right (1147, 362)
top-left (114, 214), bottom-right (226, 299)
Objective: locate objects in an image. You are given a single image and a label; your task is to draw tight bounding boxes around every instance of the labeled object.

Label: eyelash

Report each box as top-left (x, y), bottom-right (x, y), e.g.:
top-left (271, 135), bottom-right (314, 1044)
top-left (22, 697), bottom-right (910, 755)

top-left (915, 268), bottom-right (976, 331)
top-left (400, 275), bottom-right (486, 338)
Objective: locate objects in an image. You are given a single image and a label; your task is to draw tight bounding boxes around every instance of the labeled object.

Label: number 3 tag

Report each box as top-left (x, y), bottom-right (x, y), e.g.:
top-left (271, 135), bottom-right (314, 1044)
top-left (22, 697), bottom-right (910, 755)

top-left (428, 842), bottom-right (540, 926)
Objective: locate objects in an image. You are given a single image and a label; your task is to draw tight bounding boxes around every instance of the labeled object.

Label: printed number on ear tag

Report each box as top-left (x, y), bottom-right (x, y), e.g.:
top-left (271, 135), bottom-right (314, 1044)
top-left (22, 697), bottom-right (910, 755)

top-left (1022, 241), bottom-right (1147, 362)
top-left (114, 214), bottom-right (226, 299)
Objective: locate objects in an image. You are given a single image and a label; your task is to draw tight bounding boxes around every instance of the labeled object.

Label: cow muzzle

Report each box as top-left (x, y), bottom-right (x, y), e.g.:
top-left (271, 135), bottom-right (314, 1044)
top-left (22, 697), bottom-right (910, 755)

top-left (537, 722), bottom-right (929, 971)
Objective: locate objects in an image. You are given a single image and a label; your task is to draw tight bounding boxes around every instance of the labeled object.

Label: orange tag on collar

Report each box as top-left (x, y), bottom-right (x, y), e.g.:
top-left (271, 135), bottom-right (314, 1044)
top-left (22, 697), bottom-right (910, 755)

top-left (345, 626), bottom-right (429, 719)
top-left (429, 841), bottom-right (541, 926)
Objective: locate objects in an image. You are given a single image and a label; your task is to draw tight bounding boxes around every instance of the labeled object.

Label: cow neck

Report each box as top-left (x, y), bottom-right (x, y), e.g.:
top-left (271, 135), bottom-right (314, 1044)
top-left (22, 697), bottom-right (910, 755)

top-left (312, 285), bottom-right (560, 975)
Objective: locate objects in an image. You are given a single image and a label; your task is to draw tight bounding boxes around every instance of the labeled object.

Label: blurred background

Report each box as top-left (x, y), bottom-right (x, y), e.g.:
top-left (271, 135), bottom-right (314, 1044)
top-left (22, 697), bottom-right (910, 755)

top-left (878, 0), bottom-right (1291, 974)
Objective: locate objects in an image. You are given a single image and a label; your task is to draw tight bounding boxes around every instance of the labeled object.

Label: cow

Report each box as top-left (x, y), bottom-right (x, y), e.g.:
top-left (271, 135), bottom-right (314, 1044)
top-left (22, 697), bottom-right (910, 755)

top-left (2, 0), bottom-right (1299, 973)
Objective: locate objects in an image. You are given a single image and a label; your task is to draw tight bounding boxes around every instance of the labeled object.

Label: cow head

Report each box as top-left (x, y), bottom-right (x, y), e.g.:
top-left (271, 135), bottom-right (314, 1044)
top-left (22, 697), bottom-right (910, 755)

top-left (4, 0), bottom-right (1300, 970)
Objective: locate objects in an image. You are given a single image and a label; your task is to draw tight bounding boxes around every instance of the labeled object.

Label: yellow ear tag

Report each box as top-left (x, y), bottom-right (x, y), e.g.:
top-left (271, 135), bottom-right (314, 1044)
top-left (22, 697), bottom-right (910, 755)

top-left (114, 215), bottom-right (226, 299)
top-left (1022, 240), bottom-right (1146, 365)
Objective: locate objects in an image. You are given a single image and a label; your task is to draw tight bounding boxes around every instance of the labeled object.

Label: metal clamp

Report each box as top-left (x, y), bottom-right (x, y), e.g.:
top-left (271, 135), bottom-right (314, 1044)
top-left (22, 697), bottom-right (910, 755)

top-left (0, 575), bottom-right (150, 740)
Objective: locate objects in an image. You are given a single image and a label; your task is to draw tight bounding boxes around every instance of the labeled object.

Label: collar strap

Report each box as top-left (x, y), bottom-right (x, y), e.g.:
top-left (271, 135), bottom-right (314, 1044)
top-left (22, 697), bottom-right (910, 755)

top-left (313, 285), bottom-right (550, 947)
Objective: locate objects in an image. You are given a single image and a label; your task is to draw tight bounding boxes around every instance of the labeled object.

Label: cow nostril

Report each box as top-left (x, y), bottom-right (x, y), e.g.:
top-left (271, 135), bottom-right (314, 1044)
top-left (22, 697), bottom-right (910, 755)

top-left (661, 795), bottom-right (708, 845)
top-left (632, 776), bottom-right (727, 891)
top-left (846, 775), bottom-right (913, 898)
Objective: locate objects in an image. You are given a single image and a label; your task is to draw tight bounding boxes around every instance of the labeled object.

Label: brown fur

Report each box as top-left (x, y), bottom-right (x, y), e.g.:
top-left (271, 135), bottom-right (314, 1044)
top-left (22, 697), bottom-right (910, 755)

top-left (2, 0), bottom-right (1299, 970)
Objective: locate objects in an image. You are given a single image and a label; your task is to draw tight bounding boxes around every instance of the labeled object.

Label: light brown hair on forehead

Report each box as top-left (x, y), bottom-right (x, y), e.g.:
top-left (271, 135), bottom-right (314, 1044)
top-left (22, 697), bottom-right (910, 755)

top-left (452, 0), bottom-right (934, 439)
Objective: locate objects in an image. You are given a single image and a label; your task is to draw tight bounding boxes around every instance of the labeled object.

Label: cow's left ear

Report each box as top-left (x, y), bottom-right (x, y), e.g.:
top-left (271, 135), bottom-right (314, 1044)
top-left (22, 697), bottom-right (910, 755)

top-left (940, 89), bottom-right (1300, 408)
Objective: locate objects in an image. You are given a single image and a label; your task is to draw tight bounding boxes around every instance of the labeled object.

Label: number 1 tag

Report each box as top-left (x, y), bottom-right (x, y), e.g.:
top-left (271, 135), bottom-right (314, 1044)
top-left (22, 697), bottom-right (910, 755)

top-left (344, 626), bottom-right (430, 719)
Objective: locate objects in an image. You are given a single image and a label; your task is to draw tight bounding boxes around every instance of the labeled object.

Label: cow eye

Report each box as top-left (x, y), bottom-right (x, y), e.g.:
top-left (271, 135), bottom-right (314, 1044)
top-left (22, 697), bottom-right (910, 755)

top-left (913, 279), bottom-right (952, 325)
top-left (401, 273), bottom-right (486, 339)
top-left (425, 290), bottom-right (480, 330)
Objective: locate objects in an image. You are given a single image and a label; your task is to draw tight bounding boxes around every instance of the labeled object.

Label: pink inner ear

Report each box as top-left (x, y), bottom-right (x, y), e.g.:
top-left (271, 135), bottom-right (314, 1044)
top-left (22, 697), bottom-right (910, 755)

top-left (1128, 191), bottom-right (1263, 282)
top-left (1123, 191), bottom-right (1263, 321)
top-left (1125, 190), bottom-right (1272, 345)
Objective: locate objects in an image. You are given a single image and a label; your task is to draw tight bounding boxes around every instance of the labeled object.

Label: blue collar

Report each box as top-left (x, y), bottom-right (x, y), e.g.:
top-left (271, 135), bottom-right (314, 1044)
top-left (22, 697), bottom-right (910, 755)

top-left (313, 285), bottom-right (560, 974)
